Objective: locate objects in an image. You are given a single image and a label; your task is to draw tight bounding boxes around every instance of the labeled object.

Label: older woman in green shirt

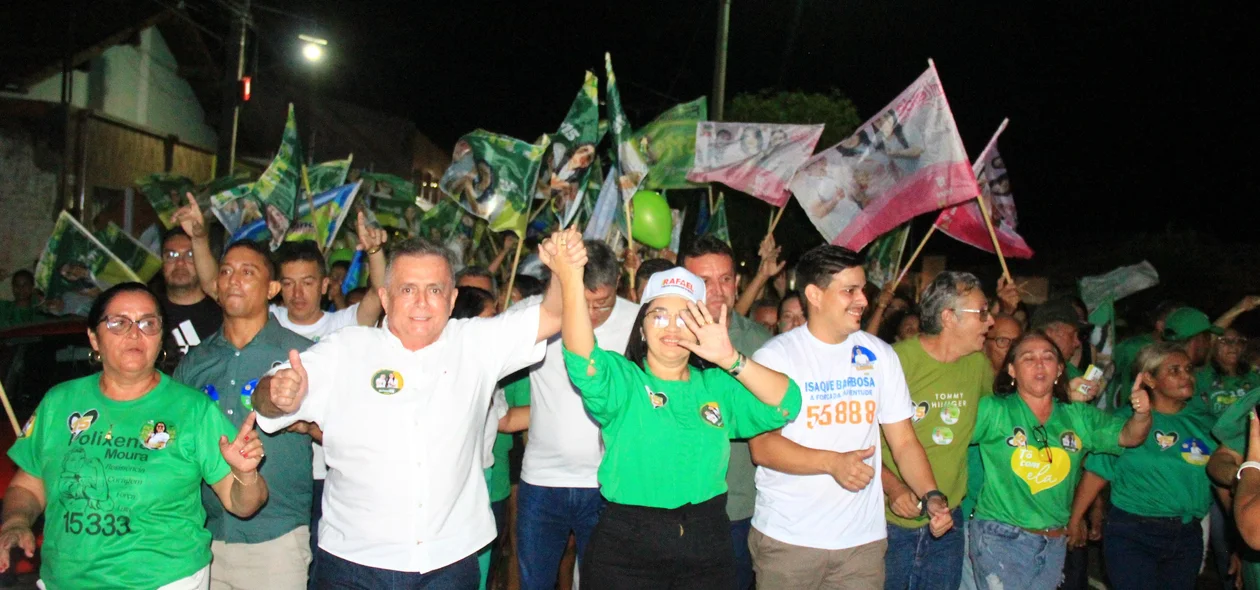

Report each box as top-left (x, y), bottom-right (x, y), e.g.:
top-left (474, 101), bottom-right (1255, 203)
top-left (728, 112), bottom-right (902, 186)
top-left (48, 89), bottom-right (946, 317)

top-left (548, 228), bottom-right (800, 590)
top-left (968, 331), bottom-right (1151, 589)
top-left (1068, 342), bottom-right (1214, 590)
top-left (0, 283), bottom-right (267, 589)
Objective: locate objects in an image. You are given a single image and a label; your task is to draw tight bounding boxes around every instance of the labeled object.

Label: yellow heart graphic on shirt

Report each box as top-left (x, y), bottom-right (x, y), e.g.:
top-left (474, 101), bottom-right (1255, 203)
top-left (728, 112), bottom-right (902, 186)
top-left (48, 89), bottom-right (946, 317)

top-left (1010, 447), bottom-right (1071, 495)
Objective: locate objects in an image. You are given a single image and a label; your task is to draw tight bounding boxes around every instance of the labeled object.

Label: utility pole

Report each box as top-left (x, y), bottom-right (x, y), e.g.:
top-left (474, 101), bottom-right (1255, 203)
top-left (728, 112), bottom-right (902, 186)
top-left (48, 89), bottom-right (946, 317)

top-left (711, 0), bottom-right (731, 121)
top-left (214, 0), bottom-right (250, 178)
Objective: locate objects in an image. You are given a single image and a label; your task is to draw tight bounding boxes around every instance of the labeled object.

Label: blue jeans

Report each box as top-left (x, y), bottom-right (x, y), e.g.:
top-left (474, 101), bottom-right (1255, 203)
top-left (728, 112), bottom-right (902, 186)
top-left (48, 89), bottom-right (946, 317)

top-left (1102, 506), bottom-right (1203, 590)
top-left (967, 519), bottom-right (1066, 590)
top-left (313, 549), bottom-right (478, 589)
top-left (730, 517), bottom-right (754, 590)
top-left (884, 508), bottom-right (964, 590)
top-left (515, 482), bottom-right (604, 590)
top-left (309, 478), bottom-right (325, 590)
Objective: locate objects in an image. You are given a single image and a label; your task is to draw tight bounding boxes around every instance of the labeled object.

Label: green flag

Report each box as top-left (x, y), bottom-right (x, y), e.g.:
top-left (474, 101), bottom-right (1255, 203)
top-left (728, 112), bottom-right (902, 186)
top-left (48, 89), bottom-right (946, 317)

top-left (540, 71), bottom-right (601, 228)
top-left (308, 156), bottom-right (354, 194)
top-left (440, 130), bottom-right (549, 236)
top-left (95, 223), bottom-right (162, 283)
top-left (250, 104), bottom-right (307, 249)
top-left (862, 223), bottom-right (912, 288)
top-left (704, 194), bottom-right (730, 246)
top-left (136, 174), bottom-right (196, 228)
top-left (360, 172), bottom-right (416, 203)
top-left (374, 199), bottom-right (416, 233)
top-left (417, 196), bottom-right (467, 243)
top-left (35, 212), bottom-right (141, 316)
top-left (605, 53), bottom-right (649, 202)
top-left (634, 97), bottom-right (707, 190)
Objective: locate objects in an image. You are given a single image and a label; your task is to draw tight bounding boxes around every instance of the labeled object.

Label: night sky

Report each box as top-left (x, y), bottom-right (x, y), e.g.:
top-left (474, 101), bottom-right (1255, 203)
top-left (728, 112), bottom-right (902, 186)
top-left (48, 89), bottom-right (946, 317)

top-left (268, 0), bottom-right (1253, 256)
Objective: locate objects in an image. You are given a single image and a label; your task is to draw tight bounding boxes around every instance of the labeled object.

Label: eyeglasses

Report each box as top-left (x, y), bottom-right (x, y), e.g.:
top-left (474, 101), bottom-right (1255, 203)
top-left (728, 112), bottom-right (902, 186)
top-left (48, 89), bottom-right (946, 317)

top-left (986, 336), bottom-right (1013, 348)
top-left (1220, 337), bottom-right (1248, 347)
top-left (99, 315), bottom-right (163, 336)
top-left (163, 250), bottom-right (195, 261)
top-left (646, 308), bottom-right (690, 329)
top-left (1031, 425), bottom-right (1053, 463)
top-left (956, 307), bottom-right (992, 321)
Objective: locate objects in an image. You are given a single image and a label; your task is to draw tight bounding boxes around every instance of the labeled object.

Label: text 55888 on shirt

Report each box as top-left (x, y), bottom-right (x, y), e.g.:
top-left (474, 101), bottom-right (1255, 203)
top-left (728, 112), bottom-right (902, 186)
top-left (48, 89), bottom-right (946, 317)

top-left (751, 328), bottom-right (914, 550)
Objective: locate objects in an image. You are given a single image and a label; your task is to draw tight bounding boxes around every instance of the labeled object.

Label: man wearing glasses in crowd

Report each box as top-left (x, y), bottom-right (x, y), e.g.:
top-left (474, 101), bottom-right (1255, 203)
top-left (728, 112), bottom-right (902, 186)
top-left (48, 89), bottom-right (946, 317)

top-left (157, 227), bottom-right (222, 371)
top-left (880, 272), bottom-right (1019, 590)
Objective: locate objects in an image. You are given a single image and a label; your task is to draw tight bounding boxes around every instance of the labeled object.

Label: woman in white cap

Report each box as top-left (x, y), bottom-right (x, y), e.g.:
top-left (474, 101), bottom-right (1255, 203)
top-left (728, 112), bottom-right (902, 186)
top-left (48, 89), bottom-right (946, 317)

top-left (547, 236), bottom-right (801, 590)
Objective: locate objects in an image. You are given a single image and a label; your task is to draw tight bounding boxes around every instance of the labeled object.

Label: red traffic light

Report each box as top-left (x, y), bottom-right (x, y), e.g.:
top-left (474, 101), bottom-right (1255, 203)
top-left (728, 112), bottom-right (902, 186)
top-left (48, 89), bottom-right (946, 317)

top-left (240, 76), bottom-right (252, 102)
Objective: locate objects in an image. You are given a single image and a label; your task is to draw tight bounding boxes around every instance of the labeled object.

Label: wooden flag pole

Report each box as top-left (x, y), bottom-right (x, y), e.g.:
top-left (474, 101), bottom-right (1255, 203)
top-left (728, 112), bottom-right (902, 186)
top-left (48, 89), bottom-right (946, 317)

top-left (768, 204), bottom-right (788, 234)
top-left (0, 380), bottom-right (22, 437)
top-left (502, 234), bottom-right (527, 309)
top-left (528, 196), bottom-right (554, 223)
top-left (707, 185), bottom-right (716, 213)
top-left (624, 197), bottom-right (637, 292)
top-left (973, 196), bottom-right (1013, 283)
top-left (892, 224), bottom-right (937, 289)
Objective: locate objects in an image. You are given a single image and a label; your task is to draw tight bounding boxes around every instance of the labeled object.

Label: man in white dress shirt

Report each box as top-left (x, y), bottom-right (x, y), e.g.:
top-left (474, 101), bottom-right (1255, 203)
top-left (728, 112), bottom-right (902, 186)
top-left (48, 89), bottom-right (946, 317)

top-left (250, 229), bottom-right (583, 587)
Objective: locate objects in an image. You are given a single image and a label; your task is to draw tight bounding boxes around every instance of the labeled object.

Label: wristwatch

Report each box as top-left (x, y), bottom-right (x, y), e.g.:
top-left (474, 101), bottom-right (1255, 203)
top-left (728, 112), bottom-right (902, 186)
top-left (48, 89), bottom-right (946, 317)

top-left (918, 490), bottom-right (948, 517)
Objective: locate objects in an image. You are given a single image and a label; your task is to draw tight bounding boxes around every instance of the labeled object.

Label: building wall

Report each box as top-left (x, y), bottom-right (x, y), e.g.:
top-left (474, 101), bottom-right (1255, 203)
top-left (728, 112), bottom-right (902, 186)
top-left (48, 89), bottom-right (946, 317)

top-left (0, 124), bottom-right (59, 297)
top-left (0, 27), bottom-right (216, 150)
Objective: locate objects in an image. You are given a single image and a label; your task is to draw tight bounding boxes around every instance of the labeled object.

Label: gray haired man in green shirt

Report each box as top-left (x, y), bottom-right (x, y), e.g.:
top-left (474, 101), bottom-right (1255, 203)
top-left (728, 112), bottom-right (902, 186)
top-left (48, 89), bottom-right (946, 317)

top-left (682, 236), bottom-right (774, 590)
top-left (174, 240), bottom-right (315, 590)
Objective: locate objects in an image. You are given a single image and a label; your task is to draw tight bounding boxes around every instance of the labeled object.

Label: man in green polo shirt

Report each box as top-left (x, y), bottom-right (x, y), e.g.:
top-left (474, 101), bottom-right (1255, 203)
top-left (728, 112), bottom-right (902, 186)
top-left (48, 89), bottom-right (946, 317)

top-left (174, 240), bottom-right (315, 590)
top-left (681, 236), bottom-right (772, 590)
top-left (881, 271), bottom-right (1004, 590)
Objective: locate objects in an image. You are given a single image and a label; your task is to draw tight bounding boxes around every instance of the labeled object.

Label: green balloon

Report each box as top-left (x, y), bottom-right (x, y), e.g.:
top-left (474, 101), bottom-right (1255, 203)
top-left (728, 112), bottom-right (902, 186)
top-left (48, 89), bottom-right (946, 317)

top-left (631, 190), bottom-right (672, 249)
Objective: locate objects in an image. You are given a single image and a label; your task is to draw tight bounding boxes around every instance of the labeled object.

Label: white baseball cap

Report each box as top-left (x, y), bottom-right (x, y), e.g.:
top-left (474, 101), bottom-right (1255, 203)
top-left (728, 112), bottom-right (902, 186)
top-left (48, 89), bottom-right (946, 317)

top-left (640, 267), bottom-right (706, 305)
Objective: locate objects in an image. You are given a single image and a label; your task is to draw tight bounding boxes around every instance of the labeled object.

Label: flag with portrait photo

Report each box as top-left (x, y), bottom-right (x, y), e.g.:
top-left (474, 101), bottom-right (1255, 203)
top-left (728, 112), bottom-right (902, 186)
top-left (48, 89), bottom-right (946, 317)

top-left (136, 174), bottom-right (196, 228)
top-left (862, 222), bottom-right (911, 288)
top-left (688, 122), bottom-right (823, 206)
top-left (582, 165), bottom-right (621, 246)
top-left (634, 97), bottom-right (707, 190)
top-left (539, 72), bottom-right (601, 228)
top-left (605, 53), bottom-right (649, 202)
top-left (307, 156), bottom-right (354, 194)
top-left (249, 104), bottom-right (308, 249)
top-left (440, 130), bottom-right (549, 236)
top-left (209, 183), bottom-right (260, 238)
top-left (933, 119), bottom-right (1033, 258)
top-left (34, 212), bottom-right (141, 316)
top-left (232, 182), bottom-right (361, 250)
top-left (95, 223), bottom-right (162, 283)
top-left (790, 62), bottom-right (979, 251)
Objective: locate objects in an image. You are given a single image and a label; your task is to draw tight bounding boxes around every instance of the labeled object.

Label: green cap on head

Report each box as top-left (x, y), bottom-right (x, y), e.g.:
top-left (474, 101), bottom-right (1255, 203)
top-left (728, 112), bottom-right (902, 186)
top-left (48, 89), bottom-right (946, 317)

top-left (1162, 307), bottom-right (1223, 341)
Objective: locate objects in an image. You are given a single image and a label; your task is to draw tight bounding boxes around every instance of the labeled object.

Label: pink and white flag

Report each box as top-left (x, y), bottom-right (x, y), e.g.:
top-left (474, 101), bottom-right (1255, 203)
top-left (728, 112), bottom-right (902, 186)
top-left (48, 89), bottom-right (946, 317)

top-left (790, 62), bottom-right (979, 251)
top-left (687, 122), bottom-right (824, 207)
top-left (937, 118), bottom-right (1033, 257)
top-left (934, 119), bottom-right (1033, 258)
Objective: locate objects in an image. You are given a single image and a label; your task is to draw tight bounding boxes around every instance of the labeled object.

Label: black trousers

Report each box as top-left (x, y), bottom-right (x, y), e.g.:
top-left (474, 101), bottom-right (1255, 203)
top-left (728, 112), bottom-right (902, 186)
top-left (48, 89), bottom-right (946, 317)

top-left (582, 494), bottom-right (735, 590)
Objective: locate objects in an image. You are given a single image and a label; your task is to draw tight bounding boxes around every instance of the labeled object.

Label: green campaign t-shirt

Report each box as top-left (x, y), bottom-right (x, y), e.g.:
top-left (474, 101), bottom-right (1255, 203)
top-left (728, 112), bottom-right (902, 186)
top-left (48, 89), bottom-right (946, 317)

top-left (489, 375), bottom-right (531, 502)
top-left (562, 344), bottom-right (800, 508)
top-left (1084, 405), bottom-right (1214, 521)
top-left (972, 395), bottom-right (1127, 530)
top-left (8, 373), bottom-right (236, 589)
top-left (1210, 386), bottom-right (1260, 589)
top-left (1196, 365), bottom-right (1260, 417)
top-left (883, 339), bottom-right (993, 528)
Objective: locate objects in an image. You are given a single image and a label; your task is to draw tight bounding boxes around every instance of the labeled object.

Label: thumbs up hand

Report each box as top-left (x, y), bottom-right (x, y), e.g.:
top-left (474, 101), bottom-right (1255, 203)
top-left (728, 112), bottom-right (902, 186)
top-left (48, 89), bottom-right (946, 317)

top-left (270, 349), bottom-right (309, 414)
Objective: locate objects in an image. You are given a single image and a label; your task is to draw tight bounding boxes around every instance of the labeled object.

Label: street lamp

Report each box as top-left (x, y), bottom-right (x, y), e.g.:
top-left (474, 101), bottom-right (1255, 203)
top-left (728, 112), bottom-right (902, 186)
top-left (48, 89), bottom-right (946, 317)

top-left (299, 34), bottom-right (327, 63)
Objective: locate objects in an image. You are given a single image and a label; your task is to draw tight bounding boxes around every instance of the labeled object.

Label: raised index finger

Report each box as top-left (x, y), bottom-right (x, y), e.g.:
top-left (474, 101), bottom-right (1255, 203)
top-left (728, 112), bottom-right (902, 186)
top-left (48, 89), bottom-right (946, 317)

top-left (236, 411), bottom-right (257, 441)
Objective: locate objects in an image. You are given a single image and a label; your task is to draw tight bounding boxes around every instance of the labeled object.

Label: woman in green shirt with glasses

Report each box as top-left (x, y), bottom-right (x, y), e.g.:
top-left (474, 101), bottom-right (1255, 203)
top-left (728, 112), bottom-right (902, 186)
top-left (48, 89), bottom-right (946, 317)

top-left (548, 228), bottom-right (800, 590)
top-left (968, 331), bottom-right (1151, 589)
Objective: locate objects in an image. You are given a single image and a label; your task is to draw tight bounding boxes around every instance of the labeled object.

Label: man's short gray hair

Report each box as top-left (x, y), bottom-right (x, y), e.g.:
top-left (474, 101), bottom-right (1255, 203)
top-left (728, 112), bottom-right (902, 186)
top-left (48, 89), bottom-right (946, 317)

top-left (919, 271), bottom-right (982, 335)
top-left (583, 240), bottom-right (620, 291)
top-left (386, 237), bottom-right (459, 287)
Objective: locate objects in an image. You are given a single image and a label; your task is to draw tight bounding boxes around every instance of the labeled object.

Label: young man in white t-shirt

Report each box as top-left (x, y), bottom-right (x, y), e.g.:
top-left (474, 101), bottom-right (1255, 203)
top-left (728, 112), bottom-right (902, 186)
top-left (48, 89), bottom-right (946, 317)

top-left (748, 244), bottom-right (953, 589)
top-left (517, 240), bottom-right (638, 590)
